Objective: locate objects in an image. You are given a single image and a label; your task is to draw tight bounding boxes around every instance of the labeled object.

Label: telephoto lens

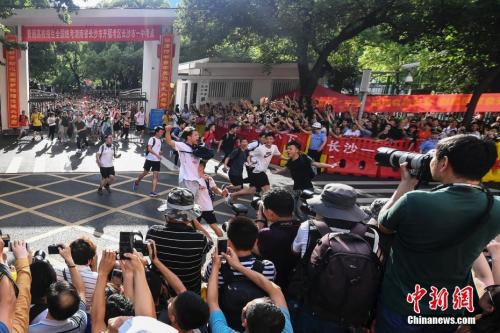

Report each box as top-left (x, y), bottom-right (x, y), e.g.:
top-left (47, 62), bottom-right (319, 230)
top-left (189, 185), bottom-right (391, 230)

top-left (375, 147), bottom-right (433, 182)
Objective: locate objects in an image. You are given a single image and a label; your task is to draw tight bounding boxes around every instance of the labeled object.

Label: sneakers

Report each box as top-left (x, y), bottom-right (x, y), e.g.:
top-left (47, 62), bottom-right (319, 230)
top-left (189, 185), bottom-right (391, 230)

top-left (149, 192), bottom-right (159, 197)
top-left (225, 193), bottom-right (233, 206)
top-left (97, 187), bottom-right (103, 195)
top-left (132, 181), bottom-right (139, 192)
top-left (105, 184), bottom-right (111, 193)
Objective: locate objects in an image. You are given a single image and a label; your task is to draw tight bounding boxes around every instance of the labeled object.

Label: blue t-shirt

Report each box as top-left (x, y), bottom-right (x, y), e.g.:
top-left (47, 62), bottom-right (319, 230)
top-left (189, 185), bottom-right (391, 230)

top-left (210, 307), bottom-right (293, 333)
top-left (0, 322), bottom-right (8, 333)
top-left (420, 139), bottom-right (438, 154)
top-left (309, 132), bottom-right (326, 151)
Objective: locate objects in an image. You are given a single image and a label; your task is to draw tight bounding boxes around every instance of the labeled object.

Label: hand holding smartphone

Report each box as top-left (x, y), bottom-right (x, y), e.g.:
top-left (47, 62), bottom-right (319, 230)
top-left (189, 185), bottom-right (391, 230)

top-left (217, 237), bottom-right (227, 255)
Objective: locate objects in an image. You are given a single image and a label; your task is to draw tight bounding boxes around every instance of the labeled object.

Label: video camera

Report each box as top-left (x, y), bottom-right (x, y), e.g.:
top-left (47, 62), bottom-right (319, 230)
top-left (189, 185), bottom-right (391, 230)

top-left (119, 231), bottom-right (149, 259)
top-left (375, 147), bottom-right (433, 182)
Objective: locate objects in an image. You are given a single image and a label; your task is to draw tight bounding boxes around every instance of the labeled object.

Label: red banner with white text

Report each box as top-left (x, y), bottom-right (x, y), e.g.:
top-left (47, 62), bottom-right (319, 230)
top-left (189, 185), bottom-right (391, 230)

top-left (5, 34), bottom-right (20, 128)
top-left (157, 34), bottom-right (174, 110)
top-left (22, 25), bottom-right (161, 42)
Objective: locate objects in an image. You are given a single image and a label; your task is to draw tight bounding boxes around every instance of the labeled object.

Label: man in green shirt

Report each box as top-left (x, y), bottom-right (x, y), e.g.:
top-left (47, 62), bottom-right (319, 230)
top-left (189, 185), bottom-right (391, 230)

top-left (376, 135), bottom-right (500, 333)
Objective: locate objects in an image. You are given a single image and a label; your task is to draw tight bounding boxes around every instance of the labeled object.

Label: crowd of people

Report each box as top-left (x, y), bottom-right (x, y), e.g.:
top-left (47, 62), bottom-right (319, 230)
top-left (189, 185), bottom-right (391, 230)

top-left (3, 95), bottom-right (500, 333)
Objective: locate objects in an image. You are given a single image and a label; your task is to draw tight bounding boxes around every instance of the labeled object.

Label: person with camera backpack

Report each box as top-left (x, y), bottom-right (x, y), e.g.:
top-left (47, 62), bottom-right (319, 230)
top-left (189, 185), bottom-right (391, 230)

top-left (203, 216), bottom-right (276, 331)
top-left (375, 135), bottom-right (500, 333)
top-left (288, 183), bottom-right (382, 333)
top-left (132, 126), bottom-right (165, 197)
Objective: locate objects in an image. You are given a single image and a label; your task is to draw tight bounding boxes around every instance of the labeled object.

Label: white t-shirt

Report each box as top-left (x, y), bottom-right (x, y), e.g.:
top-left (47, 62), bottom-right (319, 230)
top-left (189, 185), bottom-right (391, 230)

top-left (175, 141), bottom-right (200, 182)
top-left (196, 176), bottom-right (216, 211)
top-left (97, 144), bottom-right (114, 168)
top-left (146, 137), bottom-right (162, 162)
top-left (250, 144), bottom-right (281, 173)
top-left (344, 129), bottom-right (361, 137)
top-left (135, 111), bottom-right (145, 125)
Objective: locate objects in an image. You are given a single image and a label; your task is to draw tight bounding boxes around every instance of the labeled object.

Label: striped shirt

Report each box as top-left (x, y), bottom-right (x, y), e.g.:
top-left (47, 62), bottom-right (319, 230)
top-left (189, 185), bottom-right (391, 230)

top-left (204, 255), bottom-right (276, 286)
top-left (56, 266), bottom-right (97, 310)
top-left (146, 223), bottom-right (212, 294)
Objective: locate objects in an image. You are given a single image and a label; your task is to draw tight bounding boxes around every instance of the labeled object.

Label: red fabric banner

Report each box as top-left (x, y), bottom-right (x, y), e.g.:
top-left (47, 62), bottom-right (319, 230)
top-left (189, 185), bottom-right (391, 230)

top-left (22, 25), bottom-right (161, 42)
top-left (157, 34), bottom-right (174, 110)
top-left (5, 34), bottom-right (20, 128)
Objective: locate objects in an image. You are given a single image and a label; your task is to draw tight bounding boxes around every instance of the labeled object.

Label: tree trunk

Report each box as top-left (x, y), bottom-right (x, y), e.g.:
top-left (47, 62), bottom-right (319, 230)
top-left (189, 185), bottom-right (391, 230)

top-left (297, 60), bottom-right (318, 121)
top-left (464, 66), bottom-right (500, 125)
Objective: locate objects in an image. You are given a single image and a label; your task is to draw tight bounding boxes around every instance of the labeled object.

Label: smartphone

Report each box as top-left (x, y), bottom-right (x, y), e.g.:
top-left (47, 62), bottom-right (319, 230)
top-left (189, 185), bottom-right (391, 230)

top-left (217, 237), bottom-right (228, 255)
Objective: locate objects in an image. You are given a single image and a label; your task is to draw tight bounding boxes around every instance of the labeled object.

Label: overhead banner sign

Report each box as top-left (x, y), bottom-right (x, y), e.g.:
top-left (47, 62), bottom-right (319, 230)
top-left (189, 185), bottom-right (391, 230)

top-left (22, 25), bottom-right (161, 42)
top-left (4, 34), bottom-right (20, 128)
top-left (157, 34), bottom-right (174, 110)
top-left (365, 93), bottom-right (500, 113)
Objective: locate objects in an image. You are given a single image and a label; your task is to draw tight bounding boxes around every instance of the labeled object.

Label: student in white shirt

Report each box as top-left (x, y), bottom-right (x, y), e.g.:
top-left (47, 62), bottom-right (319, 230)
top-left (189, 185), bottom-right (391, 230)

top-left (195, 160), bottom-right (224, 237)
top-left (132, 126), bottom-right (164, 197)
top-left (164, 125), bottom-right (202, 197)
top-left (134, 107), bottom-right (146, 141)
top-left (95, 134), bottom-right (120, 195)
top-left (226, 133), bottom-right (286, 204)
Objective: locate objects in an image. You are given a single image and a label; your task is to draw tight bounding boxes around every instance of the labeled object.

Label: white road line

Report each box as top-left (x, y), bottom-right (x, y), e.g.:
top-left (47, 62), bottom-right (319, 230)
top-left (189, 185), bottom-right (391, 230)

top-left (33, 157), bottom-right (46, 173)
top-left (161, 156), bottom-right (179, 171)
top-left (6, 157), bottom-right (22, 174)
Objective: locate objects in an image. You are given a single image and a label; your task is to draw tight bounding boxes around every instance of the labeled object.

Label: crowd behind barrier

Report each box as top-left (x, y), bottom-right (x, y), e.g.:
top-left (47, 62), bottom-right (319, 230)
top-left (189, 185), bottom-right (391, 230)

top-left (213, 123), bottom-right (500, 181)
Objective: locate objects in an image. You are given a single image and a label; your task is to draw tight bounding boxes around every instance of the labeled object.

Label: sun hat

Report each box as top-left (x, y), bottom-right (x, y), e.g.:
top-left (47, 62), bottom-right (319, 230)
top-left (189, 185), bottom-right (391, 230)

top-left (157, 187), bottom-right (201, 222)
top-left (312, 122), bottom-right (322, 129)
top-left (306, 183), bottom-right (368, 222)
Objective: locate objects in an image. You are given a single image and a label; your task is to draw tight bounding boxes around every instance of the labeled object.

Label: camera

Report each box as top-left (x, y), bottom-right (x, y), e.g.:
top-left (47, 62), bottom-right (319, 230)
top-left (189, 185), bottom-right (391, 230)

top-left (250, 195), bottom-right (261, 211)
top-left (375, 147), bottom-right (433, 182)
top-left (33, 250), bottom-right (48, 263)
top-left (298, 189), bottom-right (316, 218)
top-left (0, 231), bottom-right (10, 248)
top-left (48, 244), bottom-right (63, 255)
top-left (119, 231), bottom-right (149, 259)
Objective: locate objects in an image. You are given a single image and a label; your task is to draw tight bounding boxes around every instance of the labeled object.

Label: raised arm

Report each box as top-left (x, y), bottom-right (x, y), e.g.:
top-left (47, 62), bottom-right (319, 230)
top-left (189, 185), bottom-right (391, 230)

top-left (487, 240), bottom-right (500, 284)
top-left (164, 125), bottom-right (177, 149)
top-left (147, 241), bottom-right (187, 295)
top-left (224, 248), bottom-right (287, 308)
top-left (91, 250), bottom-right (116, 333)
top-left (11, 240), bottom-right (31, 333)
top-left (206, 253), bottom-right (221, 311)
top-left (122, 253), bottom-right (156, 318)
top-left (59, 244), bottom-right (86, 303)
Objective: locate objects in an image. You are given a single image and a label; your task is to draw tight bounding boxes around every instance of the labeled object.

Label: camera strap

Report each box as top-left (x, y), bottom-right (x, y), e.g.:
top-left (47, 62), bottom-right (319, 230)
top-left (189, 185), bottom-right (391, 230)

top-left (399, 183), bottom-right (494, 252)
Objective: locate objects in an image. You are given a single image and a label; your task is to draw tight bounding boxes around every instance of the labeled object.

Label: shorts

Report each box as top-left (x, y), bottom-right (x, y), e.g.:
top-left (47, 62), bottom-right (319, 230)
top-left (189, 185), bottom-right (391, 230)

top-left (179, 179), bottom-right (199, 197)
top-left (100, 167), bottom-right (115, 178)
top-left (228, 174), bottom-right (244, 187)
top-left (33, 126), bottom-right (42, 132)
top-left (251, 172), bottom-right (270, 191)
top-left (144, 160), bottom-right (161, 172)
top-left (197, 211), bottom-right (217, 225)
top-left (136, 125), bottom-right (145, 132)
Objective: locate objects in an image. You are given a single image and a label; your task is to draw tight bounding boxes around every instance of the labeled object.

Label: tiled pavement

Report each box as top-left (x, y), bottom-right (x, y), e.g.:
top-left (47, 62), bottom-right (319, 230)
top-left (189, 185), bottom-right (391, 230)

top-left (0, 171), bottom-right (253, 265)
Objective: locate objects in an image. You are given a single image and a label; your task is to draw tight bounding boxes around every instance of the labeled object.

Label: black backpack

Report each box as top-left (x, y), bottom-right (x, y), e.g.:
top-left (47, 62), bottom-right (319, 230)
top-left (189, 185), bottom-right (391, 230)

top-left (179, 144), bottom-right (215, 160)
top-left (304, 221), bottom-right (382, 328)
top-left (219, 260), bottom-right (267, 331)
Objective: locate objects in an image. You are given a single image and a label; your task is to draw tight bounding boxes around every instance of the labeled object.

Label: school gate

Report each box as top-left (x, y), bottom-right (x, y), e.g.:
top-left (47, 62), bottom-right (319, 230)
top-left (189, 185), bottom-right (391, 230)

top-left (0, 8), bottom-right (179, 130)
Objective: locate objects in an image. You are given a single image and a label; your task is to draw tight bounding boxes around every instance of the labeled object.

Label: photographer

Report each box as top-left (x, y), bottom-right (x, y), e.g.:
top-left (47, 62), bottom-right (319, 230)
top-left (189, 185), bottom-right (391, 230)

top-left (29, 244), bottom-right (87, 333)
top-left (146, 187), bottom-right (212, 294)
top-left (254, 188), bottom-right (300, 292)
top-left (375, 135), bottom-right (500, 333)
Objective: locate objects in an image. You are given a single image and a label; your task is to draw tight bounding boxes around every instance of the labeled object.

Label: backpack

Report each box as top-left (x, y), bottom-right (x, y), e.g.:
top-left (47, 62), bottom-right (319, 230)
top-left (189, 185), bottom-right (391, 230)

top-left (145, 138), bottom-right (156, 156)
top-left (219, 260), bottom-right (267, 331)
top-left (179, 144), bottom-right (214, 160)
top-left (304, 221), bottom-right (382, 327)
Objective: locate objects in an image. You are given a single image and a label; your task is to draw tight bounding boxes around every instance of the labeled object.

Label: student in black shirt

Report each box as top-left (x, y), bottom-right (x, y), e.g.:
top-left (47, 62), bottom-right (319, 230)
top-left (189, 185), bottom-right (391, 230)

top-left (275, 141), bottom-right (336, 191)
top-left (215, 124), bottom-right (239, 173)
top-left (223, 138), bottom-right (248, 191)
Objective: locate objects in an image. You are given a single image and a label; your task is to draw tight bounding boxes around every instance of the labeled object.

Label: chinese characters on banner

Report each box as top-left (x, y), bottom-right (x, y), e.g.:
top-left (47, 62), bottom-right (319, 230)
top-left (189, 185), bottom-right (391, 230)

top-left (157, 34), bottom-right (174, 110)
top-left (5, 34), bottom-right (19, 128)
top-left (21, 25), bottom-right (161, 42)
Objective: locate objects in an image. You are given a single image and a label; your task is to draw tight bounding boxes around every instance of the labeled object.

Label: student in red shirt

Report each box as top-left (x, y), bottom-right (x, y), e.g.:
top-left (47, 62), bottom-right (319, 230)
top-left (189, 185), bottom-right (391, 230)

top-left (203, 124), bottom-right (218, 148)
top-left (17, 110), bottom-right (29, 140)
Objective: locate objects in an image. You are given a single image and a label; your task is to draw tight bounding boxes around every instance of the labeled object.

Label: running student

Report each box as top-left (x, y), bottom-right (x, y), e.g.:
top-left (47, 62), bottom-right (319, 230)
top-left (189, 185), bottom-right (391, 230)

top-left (226, 132), bottom-right (286, 204)
top-left (223, 138), bottom-right (248, 192)
top-left (195, 160), bottom-right (224, 237)
top-left (17, 110), bottom-right (29, 139)
top-left (164, 125), bottom-right (201, 197)
top-left (134, 107), bottom-right (146, 141)
top-left (215, 124), bottom-right (239, 173)
top-left (96, 134), bottom-right (120, 194)
top-left (133, 126), bottom-right (164, 197)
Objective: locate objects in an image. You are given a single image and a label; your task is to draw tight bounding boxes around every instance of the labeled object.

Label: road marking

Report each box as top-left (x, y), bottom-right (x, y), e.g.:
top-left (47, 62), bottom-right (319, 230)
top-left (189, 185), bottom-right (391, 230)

top-left (6, 157), bottom-right (22, 174)
top-left (161, 156), bottom-right (179, 172)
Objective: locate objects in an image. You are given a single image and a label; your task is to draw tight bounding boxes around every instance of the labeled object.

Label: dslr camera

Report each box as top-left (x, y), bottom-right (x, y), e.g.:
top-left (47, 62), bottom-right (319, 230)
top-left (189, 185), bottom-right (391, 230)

top-left (119, 231), bottom-right (149, 259)
top-left (375, 147), bottom-right (433, 182)
top-left (0, 230), bottom-right (10, 248)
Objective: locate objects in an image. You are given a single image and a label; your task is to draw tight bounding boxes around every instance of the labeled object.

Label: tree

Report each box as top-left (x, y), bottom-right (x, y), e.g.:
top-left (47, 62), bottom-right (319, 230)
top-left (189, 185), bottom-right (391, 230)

top-left (178, 0), bottom-right (412, 117)
top-left (99, 0), bottom-right (170, 8)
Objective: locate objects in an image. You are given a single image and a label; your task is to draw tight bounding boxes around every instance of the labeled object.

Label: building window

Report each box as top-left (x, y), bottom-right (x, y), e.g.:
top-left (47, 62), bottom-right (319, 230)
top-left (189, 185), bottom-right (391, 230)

top-left (208, 80), bottom-right (227, 98)
top-left (271, 79), bottom-right (300, 98)
top-left (231, 80), bottom-right (252, 98)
